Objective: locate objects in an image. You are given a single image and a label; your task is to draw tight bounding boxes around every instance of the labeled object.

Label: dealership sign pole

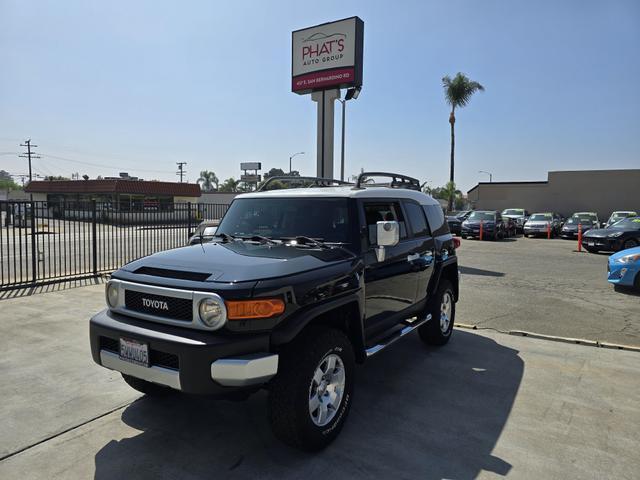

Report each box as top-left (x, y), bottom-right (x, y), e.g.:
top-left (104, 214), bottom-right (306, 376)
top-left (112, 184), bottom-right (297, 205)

top-left (292, 17), bottom-right (364, 179)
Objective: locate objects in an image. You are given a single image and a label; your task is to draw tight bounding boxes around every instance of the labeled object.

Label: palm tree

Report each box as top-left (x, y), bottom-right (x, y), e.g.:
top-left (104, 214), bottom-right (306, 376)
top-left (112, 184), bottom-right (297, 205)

top-left (197, 170), bottom-right (219, 192)
top-left (442, 73), bottom-right (484, 210)
top-left (219, 177), bottom-right (239, 192)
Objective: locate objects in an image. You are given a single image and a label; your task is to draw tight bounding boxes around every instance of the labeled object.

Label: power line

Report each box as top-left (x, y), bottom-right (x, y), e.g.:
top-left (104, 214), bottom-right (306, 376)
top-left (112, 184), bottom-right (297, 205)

top-left (19, 139), bottom-right (40, 183)
top-left (176, 162), bottom-right (187, 182)
top-left (38, 152), bottom-right (175, 174)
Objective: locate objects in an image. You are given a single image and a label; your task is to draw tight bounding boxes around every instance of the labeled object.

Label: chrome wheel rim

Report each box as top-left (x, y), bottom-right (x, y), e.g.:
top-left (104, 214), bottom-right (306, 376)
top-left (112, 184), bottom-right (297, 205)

top-left (440, 292), bottom-right (453, 334)
top-left (308, 353), bottom-right (345, 427)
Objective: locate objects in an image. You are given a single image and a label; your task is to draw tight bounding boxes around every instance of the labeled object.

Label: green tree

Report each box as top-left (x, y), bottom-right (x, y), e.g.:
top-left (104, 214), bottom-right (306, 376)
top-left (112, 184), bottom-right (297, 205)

top-left (218, 177), bottom-right (240, 192)
top-left (429, 181), bottom-right (465, 212)
top-left (197, 170), bottom-right (219, 192)
top-left (442, 72), bottom-right (484, 210)
top-left (0, 178), bottom-right (21, 192)
top-left (44, 175), bottom-right (70, 181)
top-left (263, 168), bottom-right (300, 179)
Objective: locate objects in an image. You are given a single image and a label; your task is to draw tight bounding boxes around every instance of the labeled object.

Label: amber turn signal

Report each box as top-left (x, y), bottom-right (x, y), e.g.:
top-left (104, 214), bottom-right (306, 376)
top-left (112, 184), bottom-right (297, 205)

top-left (225, 298), bottom-right (285, 320)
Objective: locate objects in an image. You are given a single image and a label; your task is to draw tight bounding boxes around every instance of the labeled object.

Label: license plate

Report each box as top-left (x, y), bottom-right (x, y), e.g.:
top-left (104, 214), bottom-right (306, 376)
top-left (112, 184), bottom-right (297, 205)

top-left (587, 241), bottom-right (594, 247)
top-left (119, 338), bottom-right (149, 367)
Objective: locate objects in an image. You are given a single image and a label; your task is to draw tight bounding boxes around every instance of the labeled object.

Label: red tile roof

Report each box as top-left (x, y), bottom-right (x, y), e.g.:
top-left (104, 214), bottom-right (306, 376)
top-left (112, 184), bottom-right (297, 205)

top-left (25, 180), bottom-right (201, 197)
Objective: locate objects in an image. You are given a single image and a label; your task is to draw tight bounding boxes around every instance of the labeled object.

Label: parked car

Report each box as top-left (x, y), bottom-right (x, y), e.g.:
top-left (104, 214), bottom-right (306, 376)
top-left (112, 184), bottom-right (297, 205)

top-left (461, 210), bottom-right (506, 240)
top-left (89, 172), bottom-right (459, 451)
top-left (446, 215), bottom-right (462, 235)
top-left (523, 212), bottom-right (562, 237)
top-left (605, 211), bottom-right (638, 228)
top-left (188, 220), bottom-right (220, 245)
top-left (607, 246), bottom-right (640, 290)
top-left (581, 217), bottom-right (640, 253)
top-left (560, 217), bottom-right (595, 239)
top-left (503, 216), bottom-right (517, 237)
top-left (571, 212), bottom-right (601, 228)
top-left (501, 208), bottom-right (530, 233)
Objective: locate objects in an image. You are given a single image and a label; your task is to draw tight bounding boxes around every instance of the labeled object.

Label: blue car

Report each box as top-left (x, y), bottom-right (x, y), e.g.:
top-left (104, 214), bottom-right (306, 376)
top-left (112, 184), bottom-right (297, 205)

top-left (607, 246), bottom-right (640, 289)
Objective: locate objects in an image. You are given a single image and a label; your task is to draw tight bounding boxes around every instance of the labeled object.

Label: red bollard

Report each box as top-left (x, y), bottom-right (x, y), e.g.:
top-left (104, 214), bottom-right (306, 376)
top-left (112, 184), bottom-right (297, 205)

top-left (479, 220), bottom-right (484, 241)
top-left (577, 224), bottom-right (582, 252)
top-left (547, 223), bottom-right (551, 239)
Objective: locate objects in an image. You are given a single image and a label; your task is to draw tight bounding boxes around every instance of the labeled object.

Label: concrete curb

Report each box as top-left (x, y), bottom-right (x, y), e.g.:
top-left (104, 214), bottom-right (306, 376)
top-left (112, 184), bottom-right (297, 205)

top-left (454, 325), bottom-right (640, 353)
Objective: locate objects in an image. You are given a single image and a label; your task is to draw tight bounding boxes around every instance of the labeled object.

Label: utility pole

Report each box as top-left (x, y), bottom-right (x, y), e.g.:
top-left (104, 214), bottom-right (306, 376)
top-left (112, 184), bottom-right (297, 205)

top-left (19, 139), bottom-right (40, 184)
top-left (176, 162), bottom-right (187, 182)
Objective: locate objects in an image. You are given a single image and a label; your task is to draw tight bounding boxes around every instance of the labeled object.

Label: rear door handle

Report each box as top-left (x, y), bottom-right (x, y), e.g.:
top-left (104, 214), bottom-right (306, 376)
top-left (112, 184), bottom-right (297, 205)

top-left (407, 253), bottom-right (420, 262)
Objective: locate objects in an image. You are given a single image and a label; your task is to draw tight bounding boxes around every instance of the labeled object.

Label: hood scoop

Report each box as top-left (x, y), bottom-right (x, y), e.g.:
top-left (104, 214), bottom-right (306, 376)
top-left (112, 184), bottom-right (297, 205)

top-left (133, 266), bottom-right (212, 282)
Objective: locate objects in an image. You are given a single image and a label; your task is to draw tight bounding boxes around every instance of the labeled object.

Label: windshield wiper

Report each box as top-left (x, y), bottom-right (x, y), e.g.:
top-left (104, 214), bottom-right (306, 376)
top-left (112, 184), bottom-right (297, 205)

top-left (215, 232), bottom-right (236, 243)
top-left (280, 236), bottom-right (332, 249)
top-left (239, 235), bottom-right (279, 245)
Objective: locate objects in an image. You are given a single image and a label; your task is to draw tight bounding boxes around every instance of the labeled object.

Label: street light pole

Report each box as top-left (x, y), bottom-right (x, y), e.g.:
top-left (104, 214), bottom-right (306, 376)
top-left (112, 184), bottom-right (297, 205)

top-left (338, 98), bottom-right (346, 181)
top-left (289, 151), bottom-right (305, 175)
top-left (478, 170), bottom-right (493, 182)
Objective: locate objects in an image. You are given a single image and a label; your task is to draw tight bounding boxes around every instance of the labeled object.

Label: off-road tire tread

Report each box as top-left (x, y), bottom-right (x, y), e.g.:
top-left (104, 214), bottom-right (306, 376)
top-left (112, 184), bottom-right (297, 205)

top-left (268, 327), bottom-right (354, 451)
top-left (418, 279), bottom-right (455, 346)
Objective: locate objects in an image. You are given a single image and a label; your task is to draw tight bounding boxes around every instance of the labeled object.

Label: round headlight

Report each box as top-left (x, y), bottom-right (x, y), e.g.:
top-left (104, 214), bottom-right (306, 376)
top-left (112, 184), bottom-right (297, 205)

top-left (198, 297), bottom-right (226, 329)
top-left (105, 282), bottom-right (119, 308)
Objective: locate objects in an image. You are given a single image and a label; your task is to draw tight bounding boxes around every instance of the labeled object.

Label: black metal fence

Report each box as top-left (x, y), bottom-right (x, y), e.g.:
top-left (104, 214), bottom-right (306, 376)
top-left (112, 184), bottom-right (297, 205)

top-left (0, 200), bottom-right (229, 290)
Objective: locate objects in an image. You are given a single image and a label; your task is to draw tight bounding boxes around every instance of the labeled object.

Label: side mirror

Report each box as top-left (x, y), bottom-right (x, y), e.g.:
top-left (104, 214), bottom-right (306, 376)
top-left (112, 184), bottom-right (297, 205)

top-left (375, 221), bottom-right (399, 261)
top-left (376, 221), bottom-right (399, 247)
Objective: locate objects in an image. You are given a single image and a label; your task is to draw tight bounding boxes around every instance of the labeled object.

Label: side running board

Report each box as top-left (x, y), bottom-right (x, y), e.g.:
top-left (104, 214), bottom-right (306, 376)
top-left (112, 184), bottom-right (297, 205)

top-left (365, 314), bottom-right (432, 357)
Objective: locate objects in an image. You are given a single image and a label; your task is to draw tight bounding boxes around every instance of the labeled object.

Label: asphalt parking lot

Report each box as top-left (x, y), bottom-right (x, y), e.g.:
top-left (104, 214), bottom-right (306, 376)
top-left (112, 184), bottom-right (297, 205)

top-left (456, 235), bottom-right (640, 347)
top-left (1, 238), bottom-right (639, 479)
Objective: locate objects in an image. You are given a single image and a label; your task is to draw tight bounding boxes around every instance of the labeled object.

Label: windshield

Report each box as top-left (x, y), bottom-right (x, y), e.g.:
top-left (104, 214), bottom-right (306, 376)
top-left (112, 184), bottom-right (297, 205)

top-left (216, 197), bottom-right (351, 243)
top-left (529, 214), bottom-right (552, 221)
top-left (572, 213), bottom-right (596, 221)
top-left (502, 209), bottom-right (524, 216)
top-left (468, 211), bottom-right (495, 221)
top-left (566, 218), bottom-right (591, 226)
top-left (611, 212), bottom-right (636, 221)
top-left (610, 217), bottom-right (640, 230)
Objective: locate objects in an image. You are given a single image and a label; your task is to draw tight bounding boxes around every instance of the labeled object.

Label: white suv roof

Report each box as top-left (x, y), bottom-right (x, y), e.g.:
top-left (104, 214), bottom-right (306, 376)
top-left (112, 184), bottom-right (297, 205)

top-left (236, 185), bottom-right (440, 207)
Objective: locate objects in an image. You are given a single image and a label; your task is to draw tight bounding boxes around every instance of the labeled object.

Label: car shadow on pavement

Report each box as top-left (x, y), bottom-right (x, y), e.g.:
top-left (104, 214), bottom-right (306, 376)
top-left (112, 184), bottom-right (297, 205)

top-left (459, 266), bottom-right (505, 277)
top-left (613, 285), bottom-right (640, 296)
top-left (93, 331), bottom-right (523, 480)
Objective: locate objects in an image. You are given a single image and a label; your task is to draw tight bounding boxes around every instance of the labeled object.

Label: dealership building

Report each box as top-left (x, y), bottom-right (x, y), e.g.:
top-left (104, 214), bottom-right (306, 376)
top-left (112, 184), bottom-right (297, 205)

top-left (467, 169), bottom-right (640, 220)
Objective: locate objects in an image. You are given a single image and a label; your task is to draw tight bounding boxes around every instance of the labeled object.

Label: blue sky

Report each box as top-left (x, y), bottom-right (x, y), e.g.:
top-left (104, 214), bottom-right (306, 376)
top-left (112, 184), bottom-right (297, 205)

top-left (1, 0), bottom-right (638, 192)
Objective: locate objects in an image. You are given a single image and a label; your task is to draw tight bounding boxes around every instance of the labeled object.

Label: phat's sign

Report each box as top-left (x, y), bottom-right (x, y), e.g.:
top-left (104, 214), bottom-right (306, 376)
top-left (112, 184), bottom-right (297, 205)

top-left (292, 17), bottom-right (363, 94)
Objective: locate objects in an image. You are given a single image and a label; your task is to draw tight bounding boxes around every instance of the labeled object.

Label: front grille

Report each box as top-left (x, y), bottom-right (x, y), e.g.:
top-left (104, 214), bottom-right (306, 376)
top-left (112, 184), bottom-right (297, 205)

top-left (150, 350), bottom-right (180, 370)
top-left (99, 336), bottom-right (179, 370)
top-left (100, 336), bottom-right (119, 352)
top-left (125, 290), bottom-right (192, 322)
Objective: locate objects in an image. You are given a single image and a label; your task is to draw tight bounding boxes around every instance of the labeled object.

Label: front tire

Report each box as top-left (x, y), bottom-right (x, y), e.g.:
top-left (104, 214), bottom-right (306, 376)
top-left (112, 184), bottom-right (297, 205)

top-left (623, 239), bottom-right (638, 250)
top-left (419, 280), bottom-right (455, 346)
top-left (269, 327), bottom-right (355, 451)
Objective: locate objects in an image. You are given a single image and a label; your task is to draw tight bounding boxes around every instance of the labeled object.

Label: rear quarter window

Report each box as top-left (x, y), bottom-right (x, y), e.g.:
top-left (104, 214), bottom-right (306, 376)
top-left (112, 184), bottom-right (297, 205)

top-left (423, 205), bottom-right (449, 236)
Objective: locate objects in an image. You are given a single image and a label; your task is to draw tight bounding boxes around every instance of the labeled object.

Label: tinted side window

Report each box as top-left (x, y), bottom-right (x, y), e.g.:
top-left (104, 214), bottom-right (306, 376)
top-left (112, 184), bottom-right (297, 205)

top-left (423, 205), bottom-right (449, 236)
top-left (363, 202), bottom-right (408, 245)
top-left (404, 202), bottom-right (430, 237)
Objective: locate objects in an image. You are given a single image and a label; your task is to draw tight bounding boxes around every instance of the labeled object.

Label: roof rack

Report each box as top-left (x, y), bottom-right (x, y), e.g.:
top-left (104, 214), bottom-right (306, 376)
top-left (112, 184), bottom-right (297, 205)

top-left (354, 172), bottom-right (421, 191)
top-left (257, 176), bottom-right (353, 192)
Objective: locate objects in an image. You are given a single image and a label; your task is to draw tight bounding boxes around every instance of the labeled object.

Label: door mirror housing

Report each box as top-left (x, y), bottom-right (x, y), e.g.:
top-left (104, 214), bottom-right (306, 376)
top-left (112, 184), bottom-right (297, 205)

top-left (376, 221), bottom-right (400, 247)
top-left (374, 221), bottom-right (399, 262)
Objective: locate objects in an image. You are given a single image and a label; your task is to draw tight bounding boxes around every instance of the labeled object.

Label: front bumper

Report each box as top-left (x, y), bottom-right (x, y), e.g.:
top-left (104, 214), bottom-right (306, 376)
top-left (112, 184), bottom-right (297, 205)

top-left (90, 309), bottom-right (278, 395)
top-left (607, 263), bottom-right (639, 286)
top-left (582, 237), bottom-right (621, 251)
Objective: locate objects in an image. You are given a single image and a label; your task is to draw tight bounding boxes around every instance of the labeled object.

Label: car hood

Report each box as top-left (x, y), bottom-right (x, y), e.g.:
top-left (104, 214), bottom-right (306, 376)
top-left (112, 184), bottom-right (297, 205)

top-left (583, 228), bottom-right (624, 238)
top-left (463, 220), bottom-right (495, 226)
top-left (121, 241), bottom-right (355, 283)
top-left (609, 246), bottom-right (640, 262)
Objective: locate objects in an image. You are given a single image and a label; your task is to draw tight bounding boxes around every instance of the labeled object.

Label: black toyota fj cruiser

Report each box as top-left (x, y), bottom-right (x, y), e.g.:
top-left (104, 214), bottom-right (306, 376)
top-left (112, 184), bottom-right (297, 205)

top-left (90, 172), bottom-right (459, 451)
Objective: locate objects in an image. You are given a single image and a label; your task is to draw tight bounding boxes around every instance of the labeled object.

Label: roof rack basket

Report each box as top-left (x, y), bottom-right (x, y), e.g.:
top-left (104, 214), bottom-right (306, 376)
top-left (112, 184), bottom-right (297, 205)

top-left (354, 172), bottom-right (421, 191)
top-left (257, 176), bottom-right (353, 192)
